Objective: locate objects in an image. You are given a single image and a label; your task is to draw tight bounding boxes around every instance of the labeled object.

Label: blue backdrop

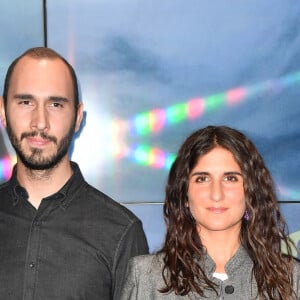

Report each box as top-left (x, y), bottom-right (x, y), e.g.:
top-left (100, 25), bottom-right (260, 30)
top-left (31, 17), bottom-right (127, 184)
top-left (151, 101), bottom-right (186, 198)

top-left (0, 0), bottom-right (299, 255)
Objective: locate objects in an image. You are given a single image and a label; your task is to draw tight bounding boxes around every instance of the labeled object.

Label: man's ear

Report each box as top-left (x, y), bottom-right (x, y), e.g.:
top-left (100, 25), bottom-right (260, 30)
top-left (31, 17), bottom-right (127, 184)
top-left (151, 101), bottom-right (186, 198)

top-left (0, 96), bottom-right (7, 128)
top-left (74, 102), bottom-right (84, 133)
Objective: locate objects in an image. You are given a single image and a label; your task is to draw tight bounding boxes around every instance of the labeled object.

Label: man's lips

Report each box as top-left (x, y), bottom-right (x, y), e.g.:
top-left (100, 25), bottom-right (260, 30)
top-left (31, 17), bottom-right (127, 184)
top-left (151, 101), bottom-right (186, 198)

top-left (26, 136), bottom-right (51, 146)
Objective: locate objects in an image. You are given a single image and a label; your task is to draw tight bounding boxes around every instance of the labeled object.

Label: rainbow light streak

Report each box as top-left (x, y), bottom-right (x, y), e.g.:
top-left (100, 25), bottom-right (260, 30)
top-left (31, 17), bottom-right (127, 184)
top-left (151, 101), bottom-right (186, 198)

top-left (166, 103), bottom-right (187, 125)
top-left (1, 71), bottom-right (300, 199)
top-left (128, 143), bottom-right (300, 200)
top-left (131, 144), bottom-right (176, 170)
top-left (278, 185), bottom-right (300, 201)
top-left (226, 87), bottom-right (246, 104)
top-left (0, 155), bottom-right (16, 181)
top-left (187, 98), bottom-right (205, 119)
top-left (125, 70), bottom-right (300, 198)
top-left (149, 109), bottom-right (166, 132)
top-left (130, 70), bottom-right (300, 137)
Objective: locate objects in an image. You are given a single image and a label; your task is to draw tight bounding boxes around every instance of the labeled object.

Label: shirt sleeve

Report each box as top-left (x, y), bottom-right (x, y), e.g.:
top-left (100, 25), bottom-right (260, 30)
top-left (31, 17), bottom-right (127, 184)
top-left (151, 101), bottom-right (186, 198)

top-left (112, 219), bottom-right (149, 300)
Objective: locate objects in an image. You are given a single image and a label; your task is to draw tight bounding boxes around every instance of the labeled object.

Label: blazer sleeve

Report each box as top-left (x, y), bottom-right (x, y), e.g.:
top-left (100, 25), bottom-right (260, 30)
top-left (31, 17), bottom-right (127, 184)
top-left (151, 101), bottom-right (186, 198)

top-left (120, 257), bottom-right (139, 300)
top-left (293, 259), bottom-right (300, 298)
top-left (113, 220), bottom-right (149, 300)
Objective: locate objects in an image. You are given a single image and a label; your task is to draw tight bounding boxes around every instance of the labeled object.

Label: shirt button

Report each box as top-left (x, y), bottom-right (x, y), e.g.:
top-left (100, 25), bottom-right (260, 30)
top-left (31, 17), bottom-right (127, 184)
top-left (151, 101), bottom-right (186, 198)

top-left (29, 262), bottom-right (35, 268)
top-left (225, 285), bottom-right (234, 294)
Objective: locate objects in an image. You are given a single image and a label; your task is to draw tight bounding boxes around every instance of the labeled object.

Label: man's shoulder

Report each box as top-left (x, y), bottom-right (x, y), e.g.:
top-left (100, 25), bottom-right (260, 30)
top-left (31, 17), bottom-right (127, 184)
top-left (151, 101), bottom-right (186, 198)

top-left (81, 182), bottom-right (141, 224)
top-left (0, 180), bottom-right (11, 191)
top-left (0, 180), bottom-right (13, 204)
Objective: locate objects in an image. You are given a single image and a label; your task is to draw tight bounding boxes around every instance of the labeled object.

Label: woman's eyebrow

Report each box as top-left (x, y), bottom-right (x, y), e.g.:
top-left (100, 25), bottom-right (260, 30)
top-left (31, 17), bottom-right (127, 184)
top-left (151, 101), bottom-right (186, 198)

top-left (190, 171), bottom-right (209, 177)
top-left (224, 171), bottom-right (243, 176)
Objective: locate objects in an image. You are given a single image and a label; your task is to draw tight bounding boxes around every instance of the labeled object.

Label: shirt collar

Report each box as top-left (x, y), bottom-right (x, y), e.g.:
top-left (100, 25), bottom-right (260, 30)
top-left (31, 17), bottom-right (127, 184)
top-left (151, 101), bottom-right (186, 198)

top-left (202, 245), bottom-right (253, 276)
top-left (10, 161), bottom-right (86, 209)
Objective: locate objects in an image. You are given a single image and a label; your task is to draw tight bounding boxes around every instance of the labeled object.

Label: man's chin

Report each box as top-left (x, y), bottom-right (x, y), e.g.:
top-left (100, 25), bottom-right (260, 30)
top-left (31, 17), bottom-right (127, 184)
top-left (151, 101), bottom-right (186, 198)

top-left (22, 161), bottom-right (58, 171)
top-left (19, 155), bottom-right (62, 171)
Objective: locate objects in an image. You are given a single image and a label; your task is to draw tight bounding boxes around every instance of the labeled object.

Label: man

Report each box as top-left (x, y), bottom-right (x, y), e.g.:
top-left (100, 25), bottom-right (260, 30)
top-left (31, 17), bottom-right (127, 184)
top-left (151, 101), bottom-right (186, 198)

top-left (0, 47), bottom-right (149, 299)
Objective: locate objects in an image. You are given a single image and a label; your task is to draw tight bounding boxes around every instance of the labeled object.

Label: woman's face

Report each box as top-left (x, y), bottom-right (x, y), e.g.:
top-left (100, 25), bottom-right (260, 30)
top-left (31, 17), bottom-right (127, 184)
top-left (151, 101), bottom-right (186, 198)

top-left (187, 146), bottom-right (246, 238)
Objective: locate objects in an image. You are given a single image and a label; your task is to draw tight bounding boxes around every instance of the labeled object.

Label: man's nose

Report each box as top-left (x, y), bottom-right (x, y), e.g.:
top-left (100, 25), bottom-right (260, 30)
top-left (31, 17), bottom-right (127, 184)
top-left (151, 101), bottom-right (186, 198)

top-left (30, 105), bottom-right (49, 131)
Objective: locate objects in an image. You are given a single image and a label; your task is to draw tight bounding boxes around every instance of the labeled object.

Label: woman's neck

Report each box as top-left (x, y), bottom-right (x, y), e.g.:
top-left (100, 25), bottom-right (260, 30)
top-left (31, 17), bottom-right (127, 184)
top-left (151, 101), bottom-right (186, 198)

top-left (200, 229), bottom-right (241, 272)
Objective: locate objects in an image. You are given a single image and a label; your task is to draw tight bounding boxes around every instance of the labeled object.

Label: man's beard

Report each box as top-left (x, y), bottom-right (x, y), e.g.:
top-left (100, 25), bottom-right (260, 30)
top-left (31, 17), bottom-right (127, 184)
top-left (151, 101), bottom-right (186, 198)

top-left (6, 120), bottom-right (76, 171)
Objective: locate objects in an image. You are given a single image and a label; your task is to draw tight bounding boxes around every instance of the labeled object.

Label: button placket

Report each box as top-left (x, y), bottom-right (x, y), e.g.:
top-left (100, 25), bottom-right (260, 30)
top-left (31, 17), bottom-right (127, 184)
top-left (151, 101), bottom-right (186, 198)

top-left (22, 217), bottom-right (42, 299)
top-left (224, 285), bottom-right (234, 294)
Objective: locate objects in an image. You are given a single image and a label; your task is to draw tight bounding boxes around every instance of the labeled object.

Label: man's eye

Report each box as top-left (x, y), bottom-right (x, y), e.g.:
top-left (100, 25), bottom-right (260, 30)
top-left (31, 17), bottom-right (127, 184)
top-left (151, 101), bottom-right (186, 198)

top-left (50, 102), bottom-right (63, 108)
top-left (19, 100), bottom-right (31, 105)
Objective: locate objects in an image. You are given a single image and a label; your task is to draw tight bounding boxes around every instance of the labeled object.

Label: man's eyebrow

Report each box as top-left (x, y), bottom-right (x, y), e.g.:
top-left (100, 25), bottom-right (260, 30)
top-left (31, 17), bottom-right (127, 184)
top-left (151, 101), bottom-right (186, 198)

top-left (13, 93), bottom-right (34, 100)
top-left (48, 96), bottom-right (69, 102)
top-left (12, 94), bottom-right (70, 103)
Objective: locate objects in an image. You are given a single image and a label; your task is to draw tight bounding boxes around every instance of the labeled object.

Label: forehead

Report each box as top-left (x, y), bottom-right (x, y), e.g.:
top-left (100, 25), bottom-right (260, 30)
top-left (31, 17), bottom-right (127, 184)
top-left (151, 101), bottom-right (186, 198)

top-left (194, 147), bottom-right (241, 170)
top-left (8, 56), bottom-right (74, 98)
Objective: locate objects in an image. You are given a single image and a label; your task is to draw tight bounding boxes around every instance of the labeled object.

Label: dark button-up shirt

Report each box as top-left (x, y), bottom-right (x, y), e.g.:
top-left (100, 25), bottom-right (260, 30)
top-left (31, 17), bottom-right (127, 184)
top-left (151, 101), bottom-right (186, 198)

top-left (0, 162), bottom-right (149, 300)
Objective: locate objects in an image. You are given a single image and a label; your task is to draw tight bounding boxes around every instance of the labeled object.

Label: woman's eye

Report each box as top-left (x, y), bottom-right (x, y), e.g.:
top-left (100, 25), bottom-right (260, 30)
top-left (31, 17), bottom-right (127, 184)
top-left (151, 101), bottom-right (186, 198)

top-left (195, 176), bottom-right (208, 183)
top-left (225, 175), bottom-right (238, 182)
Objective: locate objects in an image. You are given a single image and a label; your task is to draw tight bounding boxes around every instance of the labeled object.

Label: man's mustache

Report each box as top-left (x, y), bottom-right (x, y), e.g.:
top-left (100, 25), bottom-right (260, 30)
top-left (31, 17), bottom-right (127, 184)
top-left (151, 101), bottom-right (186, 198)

top-left (21, 131), bottom-right (57, 144)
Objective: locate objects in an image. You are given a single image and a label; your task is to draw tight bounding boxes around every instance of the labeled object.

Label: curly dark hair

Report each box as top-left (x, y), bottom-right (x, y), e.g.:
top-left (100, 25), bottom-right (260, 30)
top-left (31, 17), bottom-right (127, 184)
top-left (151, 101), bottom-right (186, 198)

top-left (2, 47), bottom-right (80, 110)
top-left (159, 125), bottom-right (297, 299)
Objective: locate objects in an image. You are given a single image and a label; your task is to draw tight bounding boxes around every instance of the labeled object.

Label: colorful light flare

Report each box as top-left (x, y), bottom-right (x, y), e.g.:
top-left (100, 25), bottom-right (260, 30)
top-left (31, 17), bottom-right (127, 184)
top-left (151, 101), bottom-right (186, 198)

top-left (0, 71), bottom-right (300, 200)
top-left (131, 144), bottom-right (176, 170)
top-left (0, 155), bottom-right (16, 181)
top-left (128, 70), bottom-right (300, 137)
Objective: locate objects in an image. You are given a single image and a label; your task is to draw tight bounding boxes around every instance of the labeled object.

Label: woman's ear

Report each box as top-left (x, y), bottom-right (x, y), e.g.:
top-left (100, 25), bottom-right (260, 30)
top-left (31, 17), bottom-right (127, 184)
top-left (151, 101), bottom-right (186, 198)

top-left (185, 197), bottom-right (189, 207)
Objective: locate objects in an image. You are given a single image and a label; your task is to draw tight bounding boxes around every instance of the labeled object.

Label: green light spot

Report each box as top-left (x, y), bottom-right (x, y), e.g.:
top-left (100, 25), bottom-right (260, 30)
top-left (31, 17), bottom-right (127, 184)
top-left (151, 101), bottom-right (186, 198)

top-left (134, 145), bottom-right (151, 165)
top-left (166, 103), bottom-right (187, 124)
top-left (205, 93), bottom-right (225, 112)
top-left (134, 113), bottom-right (150, 135)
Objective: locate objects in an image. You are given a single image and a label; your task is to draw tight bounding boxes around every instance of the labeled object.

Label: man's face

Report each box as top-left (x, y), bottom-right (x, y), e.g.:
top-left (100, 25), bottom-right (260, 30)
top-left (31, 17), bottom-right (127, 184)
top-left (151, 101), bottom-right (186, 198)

top-left (0, 56), bottom-right (82, 170)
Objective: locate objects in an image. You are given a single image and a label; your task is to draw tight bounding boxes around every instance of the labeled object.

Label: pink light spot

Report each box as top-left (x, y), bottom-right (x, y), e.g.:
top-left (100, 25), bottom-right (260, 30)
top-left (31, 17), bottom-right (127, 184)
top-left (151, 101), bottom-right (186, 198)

top-left (226, 87), bottom-right (246, 104)
top-left (149, 109), bottom-right (166, 132)
top-left (149, 148), bottom-right (165, 169)
top-left (187, 98), bottom-right (205, 119)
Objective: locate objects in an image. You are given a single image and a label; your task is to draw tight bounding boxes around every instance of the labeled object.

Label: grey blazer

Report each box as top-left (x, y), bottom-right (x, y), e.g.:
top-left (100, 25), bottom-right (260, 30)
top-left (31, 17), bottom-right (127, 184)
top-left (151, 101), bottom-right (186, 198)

top-left (120, 246), bottom-right (300, 299)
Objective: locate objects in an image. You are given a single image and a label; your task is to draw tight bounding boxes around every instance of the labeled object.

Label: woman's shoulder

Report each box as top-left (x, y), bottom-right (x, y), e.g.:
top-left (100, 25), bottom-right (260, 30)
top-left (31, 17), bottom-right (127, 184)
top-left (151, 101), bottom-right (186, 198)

top-left (129, 252), bottom-right (165, 271)
top-left (292, 257), bottom-right (300, 273)
top-left (291, 258), bottom-right (300, 298)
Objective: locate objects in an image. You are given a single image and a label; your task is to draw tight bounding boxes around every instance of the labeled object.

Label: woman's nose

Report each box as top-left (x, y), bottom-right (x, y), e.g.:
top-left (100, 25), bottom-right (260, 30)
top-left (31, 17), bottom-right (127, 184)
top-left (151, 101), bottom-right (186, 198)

top-left (210, 181), bottom-right (224, 202)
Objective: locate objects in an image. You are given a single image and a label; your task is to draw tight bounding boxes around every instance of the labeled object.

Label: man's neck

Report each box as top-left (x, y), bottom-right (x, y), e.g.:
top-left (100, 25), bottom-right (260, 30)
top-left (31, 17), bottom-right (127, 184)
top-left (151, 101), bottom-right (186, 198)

top-left (16, 159), bottom-right (73, 209)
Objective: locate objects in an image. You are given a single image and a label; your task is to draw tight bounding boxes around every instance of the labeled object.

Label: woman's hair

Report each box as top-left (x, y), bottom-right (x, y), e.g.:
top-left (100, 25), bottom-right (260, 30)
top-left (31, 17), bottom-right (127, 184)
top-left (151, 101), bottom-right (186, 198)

top-left (159, 125), bottom-right (296, 299)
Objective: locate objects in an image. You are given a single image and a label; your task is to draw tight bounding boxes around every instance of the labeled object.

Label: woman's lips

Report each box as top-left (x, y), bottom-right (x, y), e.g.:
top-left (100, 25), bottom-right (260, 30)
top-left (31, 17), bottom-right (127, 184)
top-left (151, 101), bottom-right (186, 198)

top-left (207, 207), bottom-right (228, 214)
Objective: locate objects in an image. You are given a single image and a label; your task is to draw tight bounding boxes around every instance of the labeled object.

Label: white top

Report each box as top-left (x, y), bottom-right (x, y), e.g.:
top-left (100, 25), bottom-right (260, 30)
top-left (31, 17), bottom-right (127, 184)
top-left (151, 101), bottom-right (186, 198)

top-left (213, 272), bottom-right (228, 281)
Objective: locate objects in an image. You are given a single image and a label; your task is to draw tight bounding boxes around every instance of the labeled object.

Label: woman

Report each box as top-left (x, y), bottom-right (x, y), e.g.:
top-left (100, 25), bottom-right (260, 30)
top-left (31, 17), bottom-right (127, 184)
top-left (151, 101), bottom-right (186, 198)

top-left (121, 125), bottom-right (300, 299)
